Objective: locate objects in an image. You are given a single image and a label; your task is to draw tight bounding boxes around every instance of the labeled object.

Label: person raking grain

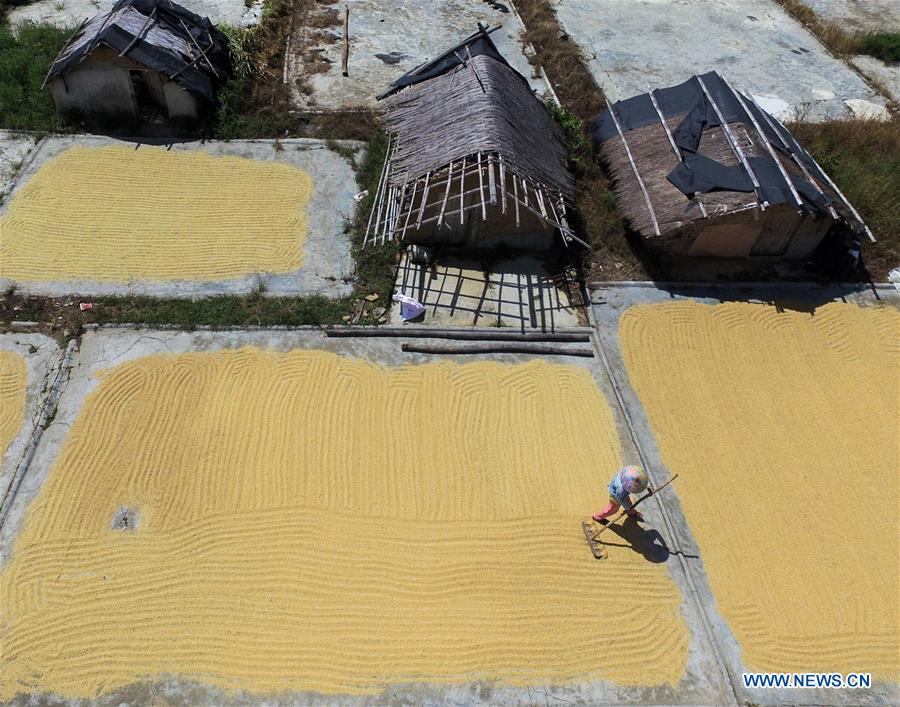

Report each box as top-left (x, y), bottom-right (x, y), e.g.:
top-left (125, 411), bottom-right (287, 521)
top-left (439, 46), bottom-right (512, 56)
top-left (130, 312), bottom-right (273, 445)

top-left (592, 465), bottom-right (650, 523)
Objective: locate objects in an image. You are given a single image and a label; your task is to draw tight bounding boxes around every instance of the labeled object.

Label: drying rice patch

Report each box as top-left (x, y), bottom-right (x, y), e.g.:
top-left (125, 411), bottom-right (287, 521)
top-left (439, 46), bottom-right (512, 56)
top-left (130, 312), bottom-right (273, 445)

top-left (620, 301), bottom-right (900, 677)
top-left (0, 146), bottom-right (313, 282)
top-left (0, 349), bottom-right (688, 699)
top-left (0, 350), bottom-right (27, 455)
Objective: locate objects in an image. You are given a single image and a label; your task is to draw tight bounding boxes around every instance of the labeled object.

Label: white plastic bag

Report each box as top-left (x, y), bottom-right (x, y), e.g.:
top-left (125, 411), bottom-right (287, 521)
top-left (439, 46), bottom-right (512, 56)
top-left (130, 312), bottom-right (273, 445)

top-left (392, 293), bottom-right (426, 321)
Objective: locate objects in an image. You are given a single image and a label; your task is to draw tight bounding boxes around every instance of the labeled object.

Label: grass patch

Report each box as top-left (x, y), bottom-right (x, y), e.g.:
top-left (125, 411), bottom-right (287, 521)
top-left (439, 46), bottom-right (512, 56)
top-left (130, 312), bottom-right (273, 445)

top-left (773, 1), bottom-right (900, 93)
top-left (854, 32), bottom-right (900, 64)
top-left (788, 118), bottom-right (900, 280)
top-left (0, 21), bottom-right (72, 131)
top-left (212, 0), bottom-right (297, 139)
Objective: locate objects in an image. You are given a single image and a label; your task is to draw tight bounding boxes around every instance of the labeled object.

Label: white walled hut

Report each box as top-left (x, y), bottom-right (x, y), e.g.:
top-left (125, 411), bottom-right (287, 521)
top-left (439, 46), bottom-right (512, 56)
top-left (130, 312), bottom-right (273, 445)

top-left (43, 0), bottom-right (230, 130)
top-left (364, 25), bottom-right (580, 250)
top-left (591, 72), bottom-right (873, 259)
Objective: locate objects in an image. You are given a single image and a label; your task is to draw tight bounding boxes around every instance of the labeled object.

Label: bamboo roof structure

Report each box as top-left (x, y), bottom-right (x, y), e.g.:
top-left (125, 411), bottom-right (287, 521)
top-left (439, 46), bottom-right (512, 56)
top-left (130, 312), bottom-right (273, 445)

top-left (591, 72), bottom-right (873, 242)
top-left (364, 26), bottom-right (579, 248)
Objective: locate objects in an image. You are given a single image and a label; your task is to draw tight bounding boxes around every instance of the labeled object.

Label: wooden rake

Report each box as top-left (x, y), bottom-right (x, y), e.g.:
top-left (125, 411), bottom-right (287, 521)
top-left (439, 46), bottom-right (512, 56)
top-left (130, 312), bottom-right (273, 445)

top-left (581, 474), bottom-right (679, 560)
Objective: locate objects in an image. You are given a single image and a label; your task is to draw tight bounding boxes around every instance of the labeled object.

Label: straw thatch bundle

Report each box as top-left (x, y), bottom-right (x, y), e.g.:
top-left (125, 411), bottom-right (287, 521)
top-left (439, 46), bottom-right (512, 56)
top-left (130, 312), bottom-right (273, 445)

top-left (601, 118), bottom-right (759, 237)
top-left (382, 54), bottom-right (573, 198)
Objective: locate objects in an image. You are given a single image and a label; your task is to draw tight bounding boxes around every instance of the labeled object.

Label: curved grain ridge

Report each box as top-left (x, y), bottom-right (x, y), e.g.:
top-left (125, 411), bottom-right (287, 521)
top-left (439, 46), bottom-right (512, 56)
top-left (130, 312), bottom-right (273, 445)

top-left (0, 146), bottom-right (313, 282)
top-left (0, 349), bottom-right (689, 698)
top-left (620, 301), bottom-right (900, 678)
top-left (0, 350), bottom-right (27, 456)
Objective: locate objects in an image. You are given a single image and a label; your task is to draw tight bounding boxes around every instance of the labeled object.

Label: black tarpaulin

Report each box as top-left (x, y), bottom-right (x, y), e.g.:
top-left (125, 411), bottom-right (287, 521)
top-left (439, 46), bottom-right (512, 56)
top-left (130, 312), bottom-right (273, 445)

top-left (589, 72), bottom-right (842, 218)
top-left (377, 25), bottom-right (526, 100)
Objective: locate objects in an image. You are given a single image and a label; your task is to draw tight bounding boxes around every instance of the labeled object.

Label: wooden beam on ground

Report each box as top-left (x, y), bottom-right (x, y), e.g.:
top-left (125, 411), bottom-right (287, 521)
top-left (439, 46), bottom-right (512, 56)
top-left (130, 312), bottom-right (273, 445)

top-left (402, 343), bottom-right (595, 357)
top-left (325, 329), bottom-right (592, 342)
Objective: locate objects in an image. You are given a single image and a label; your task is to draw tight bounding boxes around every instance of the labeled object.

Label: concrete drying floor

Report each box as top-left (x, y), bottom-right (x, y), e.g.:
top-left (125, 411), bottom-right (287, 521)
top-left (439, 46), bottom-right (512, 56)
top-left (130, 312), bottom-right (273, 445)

top-left (0, 326), bottom-right (732, 705)
top-left (553, 0), bottom-right (889, 121)
top-left (288, 0), bottom-right (553, 110)
top-left (0, 136), bottom-right (359, 298)
top-left (799, 0), bottom-right (900, 103)
top-left (391, 251), bottom-right (584, 329)
top-left (7, 0), bottom-right (262, 28)
top-left (0, 131), bottom-right (36, 204)
top-left (590, 281), bottom-right (900, 707)
top-left (0, 333), bottom-right (61, 520)
top-left (803, 0), bottom-right (900, 32)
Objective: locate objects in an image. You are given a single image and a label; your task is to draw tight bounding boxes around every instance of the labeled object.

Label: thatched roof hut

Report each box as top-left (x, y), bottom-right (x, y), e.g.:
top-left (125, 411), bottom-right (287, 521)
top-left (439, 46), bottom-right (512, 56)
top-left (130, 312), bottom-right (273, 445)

top-left (44, 0), bottom-right (230, 129)
top-left (591, 72), bottom-right (873, 258)
top-left (364, 25), bottom-right (579, 250)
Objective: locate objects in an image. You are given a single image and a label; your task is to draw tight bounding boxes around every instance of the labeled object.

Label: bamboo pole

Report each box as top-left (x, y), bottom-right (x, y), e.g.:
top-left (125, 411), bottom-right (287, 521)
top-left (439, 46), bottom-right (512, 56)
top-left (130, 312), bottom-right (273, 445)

top-left (459, 155), bottom-right (466, 225)
top-left (365, 135), bottom-right (391, 246)
top-left (696, 75), bottom-right (766, 210)
top-left (477, 152), bottom-right (487, 221)
top-left (608, 102), bottom-right (661, 236)
top-left (722, 76), bottom-right (803, 211)
top-left (416, 171), bottom-right (431, 229)
top-left (513, 173), bottom-right (521, 227)
top-left (743, 92), bottom-right (839, 220)
top-left (400, 178), bottom-right (417, 240)
top-left (499, 154), bottom-right (507, 214)
top-left (341, 3), bottom-right (349, 77)
top-left (437, 161), bottom-right (453, 228)
top-left (488, 153), bottom-right (497, 206)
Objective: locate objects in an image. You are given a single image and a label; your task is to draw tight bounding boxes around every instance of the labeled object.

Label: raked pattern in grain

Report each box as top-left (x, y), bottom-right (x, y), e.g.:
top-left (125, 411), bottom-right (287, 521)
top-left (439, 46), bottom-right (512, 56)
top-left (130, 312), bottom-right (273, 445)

top-left (620, 301), bottom-right (900, 678)
top-left (0, 350), bottom-right (27, 455)
top-left (0, 146), bottom-right (313, 282)
top-left (0, 349), bottom-right (689, 699)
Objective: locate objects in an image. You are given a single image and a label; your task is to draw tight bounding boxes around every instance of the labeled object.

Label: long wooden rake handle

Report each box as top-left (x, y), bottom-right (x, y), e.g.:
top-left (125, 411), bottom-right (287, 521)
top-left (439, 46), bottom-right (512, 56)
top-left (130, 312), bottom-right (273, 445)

top-left (590, 473), bottom-right (679, 541)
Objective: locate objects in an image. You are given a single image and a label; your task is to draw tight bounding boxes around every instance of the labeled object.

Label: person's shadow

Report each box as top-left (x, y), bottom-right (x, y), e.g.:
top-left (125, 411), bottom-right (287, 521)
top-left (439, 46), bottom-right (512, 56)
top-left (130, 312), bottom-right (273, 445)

top-left (599, 517), bottom-right (698, 563)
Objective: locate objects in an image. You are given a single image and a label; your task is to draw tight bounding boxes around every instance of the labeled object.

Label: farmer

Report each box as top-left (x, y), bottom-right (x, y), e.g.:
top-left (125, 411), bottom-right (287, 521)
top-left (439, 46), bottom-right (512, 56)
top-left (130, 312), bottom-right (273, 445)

top-left (592, 465), bottom-right (650, 523)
